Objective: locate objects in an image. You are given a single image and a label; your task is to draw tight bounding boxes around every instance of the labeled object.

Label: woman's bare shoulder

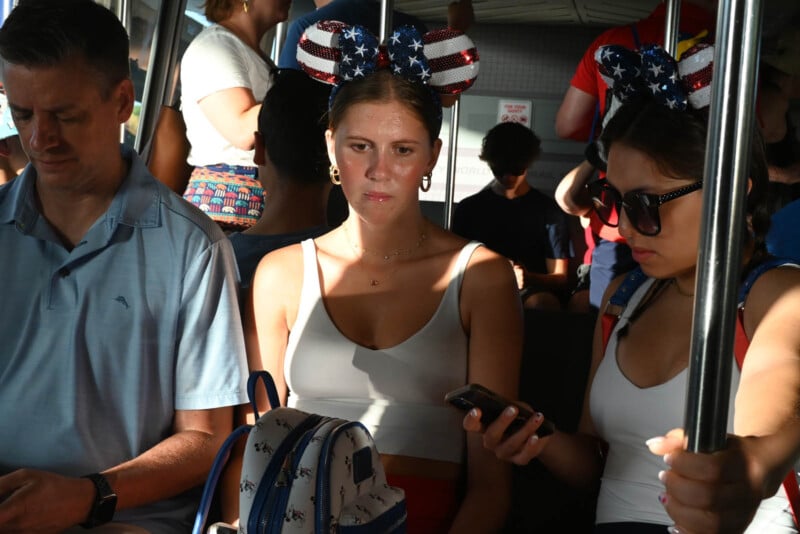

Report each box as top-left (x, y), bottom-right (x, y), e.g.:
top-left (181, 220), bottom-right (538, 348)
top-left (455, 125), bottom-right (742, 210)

top-left (251, 242), bottom-right (307, 293)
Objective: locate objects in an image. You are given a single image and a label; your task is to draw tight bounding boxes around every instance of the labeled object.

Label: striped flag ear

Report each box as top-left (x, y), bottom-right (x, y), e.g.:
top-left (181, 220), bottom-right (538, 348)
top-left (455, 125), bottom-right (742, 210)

top-left (423, 28), bottom-right (480, 95)
top-left (297, 21), bottom-right (480, 98)
top-left (296, 20), bottom-right (349, 85)
top-left (678, 43), bottom-right (714, 110)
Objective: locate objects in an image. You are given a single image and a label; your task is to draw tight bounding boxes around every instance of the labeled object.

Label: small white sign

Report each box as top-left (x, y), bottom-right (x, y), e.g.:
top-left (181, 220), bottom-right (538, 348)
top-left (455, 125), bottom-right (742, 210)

top-left (498, 99), bottom-right (532, 126)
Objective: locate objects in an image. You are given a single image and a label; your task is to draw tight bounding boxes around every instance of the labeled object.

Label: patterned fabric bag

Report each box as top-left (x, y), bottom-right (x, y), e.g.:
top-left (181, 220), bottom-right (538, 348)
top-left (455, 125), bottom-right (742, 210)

top-left (193, 371), bottom-right (407, 534)
top-left (183, 165), bottom-right (264, 231)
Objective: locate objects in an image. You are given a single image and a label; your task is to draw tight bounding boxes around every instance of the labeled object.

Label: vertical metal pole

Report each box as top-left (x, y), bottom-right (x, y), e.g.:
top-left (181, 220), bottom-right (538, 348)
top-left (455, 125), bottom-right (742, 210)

top-left (684, 0), bottom-right (763, 453)
top-left (271, 21), bottom-right (286, 65)
top-left (379, 0), bottom-right (393, 43)
top-left (443, 99), bottom-right (460, 230)
top-left (664, 0), bottom-right (681, 56)
top-left (135, 0), bottom-right (189, 158)
top-left (119, 0), bottom-right (131, 144)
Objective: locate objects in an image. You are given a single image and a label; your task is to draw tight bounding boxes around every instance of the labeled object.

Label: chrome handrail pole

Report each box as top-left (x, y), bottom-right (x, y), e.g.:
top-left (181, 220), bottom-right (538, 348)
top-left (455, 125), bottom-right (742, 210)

top-left (684, 0), bottom-right (763, 452)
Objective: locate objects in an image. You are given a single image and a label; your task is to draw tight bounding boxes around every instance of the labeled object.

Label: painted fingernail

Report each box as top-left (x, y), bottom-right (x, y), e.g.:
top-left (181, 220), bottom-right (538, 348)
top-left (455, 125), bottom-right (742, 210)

top-left (645, 436), bottom-right (664, 448)
top-left (534, 412), bottom-right (544, 422)
top-left (663, 452), bottom-right (674, 466)
top-left (505, 406), bottom-right (517, 417)
top-left (658, 492), bottom-right (668, 505)
top-left (469, 408), bottom-right (478, 418)
top-left (658, 470), bottom-right (666, 483)
top-left (528, 434), bottom-right (539, 446)
top-left (667, 526), bottom-right (681, 534)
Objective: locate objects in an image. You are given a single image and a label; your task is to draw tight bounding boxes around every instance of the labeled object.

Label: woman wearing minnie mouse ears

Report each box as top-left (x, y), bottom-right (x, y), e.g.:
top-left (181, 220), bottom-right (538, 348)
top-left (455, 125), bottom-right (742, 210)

top-left (466, 43), bottom-right (800, 534)
top-left (245, 22), bottom-right (520, 532)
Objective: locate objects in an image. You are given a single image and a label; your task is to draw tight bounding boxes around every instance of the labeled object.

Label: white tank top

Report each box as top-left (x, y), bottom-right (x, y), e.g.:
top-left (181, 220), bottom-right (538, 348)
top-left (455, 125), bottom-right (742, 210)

top-left (591, 277), bottom-right (793, 530)
top-left (284, 239), bottom-right (480, 463)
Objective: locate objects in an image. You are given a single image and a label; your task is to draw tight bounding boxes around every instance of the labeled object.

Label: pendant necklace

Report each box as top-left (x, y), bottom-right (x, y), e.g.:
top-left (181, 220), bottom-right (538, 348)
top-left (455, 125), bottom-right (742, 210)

top-left (342, 223), bottom-right (427, 287)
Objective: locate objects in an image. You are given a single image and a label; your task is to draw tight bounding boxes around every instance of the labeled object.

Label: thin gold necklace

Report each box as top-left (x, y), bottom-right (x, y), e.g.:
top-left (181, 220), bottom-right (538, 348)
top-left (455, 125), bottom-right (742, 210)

top-left (342, 223), bottom-right (427, 287)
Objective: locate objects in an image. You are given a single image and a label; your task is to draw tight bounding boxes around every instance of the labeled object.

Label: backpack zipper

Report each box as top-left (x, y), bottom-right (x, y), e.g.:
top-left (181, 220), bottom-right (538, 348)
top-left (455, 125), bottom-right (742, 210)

top-left (249, 414), bottom-right (323, 534)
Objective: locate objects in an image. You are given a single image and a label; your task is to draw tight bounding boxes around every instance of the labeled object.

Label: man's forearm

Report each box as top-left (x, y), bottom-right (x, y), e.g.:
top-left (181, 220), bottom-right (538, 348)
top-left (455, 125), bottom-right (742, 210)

top-left (103, 408), bottom-right (233, 511)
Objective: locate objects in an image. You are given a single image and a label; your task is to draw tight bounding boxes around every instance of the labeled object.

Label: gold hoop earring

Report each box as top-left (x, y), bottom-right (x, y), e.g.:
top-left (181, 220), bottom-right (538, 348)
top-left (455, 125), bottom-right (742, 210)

top-left (420, 173), bottom-right (432, 192)
top-left (242, 0), bottom-right (249, 13)
top-left (329, 164), bottom-right (341, 185)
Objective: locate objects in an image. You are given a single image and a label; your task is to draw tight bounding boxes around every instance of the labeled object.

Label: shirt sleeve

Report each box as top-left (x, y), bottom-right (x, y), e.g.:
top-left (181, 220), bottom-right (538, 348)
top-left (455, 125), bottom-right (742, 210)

top-left (174, 237), bottom-right (249, 410)
top-left (545, 202), bottom-right (574, 260)
top-left (181, 29), bottom-right (255, 104)
top-left (451, 198), bottom-right (476, 240)
top-left (278, 18), bottom-right (308, 70)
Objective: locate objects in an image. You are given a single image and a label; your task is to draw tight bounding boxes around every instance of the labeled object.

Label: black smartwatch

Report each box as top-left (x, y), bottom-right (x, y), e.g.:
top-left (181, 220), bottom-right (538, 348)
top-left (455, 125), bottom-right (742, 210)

top-left (80, 473), bottom-right (117, 529)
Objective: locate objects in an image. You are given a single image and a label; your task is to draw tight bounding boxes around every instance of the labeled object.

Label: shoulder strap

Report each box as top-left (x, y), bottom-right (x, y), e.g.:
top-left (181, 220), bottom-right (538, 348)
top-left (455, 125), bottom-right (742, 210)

top-left (734, 258), bottom-right (800, 526)
top-left (630, 23), bottom-right (641, 50)
top-left (192, 424), bottom-right (253, 534)
top-left (601, 267), bottom-right (648, 349)
top-left (248, 370), bottom-right (282, 419)
top-left (738, 256), bottom-right (798, 305)
top-left (588, 100), bottom-right (601, 143)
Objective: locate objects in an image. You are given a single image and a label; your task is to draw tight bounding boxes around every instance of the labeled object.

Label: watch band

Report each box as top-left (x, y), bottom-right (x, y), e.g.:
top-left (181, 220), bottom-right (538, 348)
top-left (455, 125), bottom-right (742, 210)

top-left (80, 473), bottom-right (117, 529)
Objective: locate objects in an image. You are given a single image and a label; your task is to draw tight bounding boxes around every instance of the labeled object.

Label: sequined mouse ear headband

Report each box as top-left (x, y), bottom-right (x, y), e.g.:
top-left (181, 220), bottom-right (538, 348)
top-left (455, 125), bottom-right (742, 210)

top-left (595, 42), bottom-right (714, 111)
top-left (296, 20), bottom-right (480, 96)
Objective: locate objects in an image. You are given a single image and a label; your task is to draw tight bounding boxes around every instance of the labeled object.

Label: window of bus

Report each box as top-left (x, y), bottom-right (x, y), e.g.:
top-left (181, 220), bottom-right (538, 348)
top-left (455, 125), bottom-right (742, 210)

top-left (90, 0), bottom-right (210, 149)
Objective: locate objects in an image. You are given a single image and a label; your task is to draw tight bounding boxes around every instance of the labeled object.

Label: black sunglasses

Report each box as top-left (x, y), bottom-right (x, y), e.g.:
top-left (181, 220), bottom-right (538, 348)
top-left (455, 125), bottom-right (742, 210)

top-left (587, 179), bottom-right (703, 236)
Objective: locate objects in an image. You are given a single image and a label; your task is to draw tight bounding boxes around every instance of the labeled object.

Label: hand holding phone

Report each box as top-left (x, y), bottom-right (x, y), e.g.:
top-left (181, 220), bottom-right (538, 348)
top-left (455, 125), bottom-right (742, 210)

top-left (445, 383), bottom-right (555, 438)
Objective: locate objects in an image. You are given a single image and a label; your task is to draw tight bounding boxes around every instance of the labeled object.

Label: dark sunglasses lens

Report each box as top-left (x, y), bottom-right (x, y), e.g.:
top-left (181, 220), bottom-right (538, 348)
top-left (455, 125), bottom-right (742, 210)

top-left (627, 193), bottom-right (660, 235)
top-left (591, 186), bottom-right (619, 227)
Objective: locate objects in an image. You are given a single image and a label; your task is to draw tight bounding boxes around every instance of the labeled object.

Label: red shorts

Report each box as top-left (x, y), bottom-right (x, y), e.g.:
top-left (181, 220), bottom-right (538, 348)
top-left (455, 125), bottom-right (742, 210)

top-left (386, 474), bottom-right (459, 534)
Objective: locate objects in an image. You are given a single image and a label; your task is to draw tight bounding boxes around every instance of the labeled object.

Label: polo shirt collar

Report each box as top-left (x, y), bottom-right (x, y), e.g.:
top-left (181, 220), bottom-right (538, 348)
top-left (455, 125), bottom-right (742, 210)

top-left (106, 146), bottom-right (162, 230)
top-left (0, 163), bottom-right (37, 231)
top-left (0, 146), bottom-right (162, 236)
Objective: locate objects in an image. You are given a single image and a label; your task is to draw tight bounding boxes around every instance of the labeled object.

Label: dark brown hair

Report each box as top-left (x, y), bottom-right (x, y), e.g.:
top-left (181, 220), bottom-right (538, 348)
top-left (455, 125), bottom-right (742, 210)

top-left (479, 122), bottom-right (542, 176)
top-left (599, 97), bottom-right (771, 272)
top-left (0, 0), bottom-right (130, 97)
top-left (259, 69), bottom-right (331, 185)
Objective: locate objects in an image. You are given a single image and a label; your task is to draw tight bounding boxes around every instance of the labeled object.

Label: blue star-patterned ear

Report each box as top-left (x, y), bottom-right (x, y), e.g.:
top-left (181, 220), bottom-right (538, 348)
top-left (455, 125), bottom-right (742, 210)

top-left (596, 44), bottom-right (693, 111)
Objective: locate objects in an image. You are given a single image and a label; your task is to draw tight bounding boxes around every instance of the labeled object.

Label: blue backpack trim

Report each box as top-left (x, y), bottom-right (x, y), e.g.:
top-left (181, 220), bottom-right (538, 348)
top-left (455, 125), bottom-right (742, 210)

top-left (248, 370), bottom-right (281, 419)
top-left (193, 424), bottom-right (253, 534)
top-left (738, 256), bottom-right (799, 305)
top-left (193, 371), bottom-right (282, 534)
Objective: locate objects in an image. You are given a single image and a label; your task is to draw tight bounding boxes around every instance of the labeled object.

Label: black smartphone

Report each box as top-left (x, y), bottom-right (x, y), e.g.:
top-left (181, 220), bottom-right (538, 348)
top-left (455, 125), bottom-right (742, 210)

top-left (445, 383), bottom-right (555, 437)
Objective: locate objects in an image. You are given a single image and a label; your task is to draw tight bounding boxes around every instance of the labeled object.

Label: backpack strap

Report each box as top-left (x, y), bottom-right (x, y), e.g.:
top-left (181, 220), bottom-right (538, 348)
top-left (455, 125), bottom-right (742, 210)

top-left (192, 424), bottom-right (253, 534)
top-left (630, 24), bottom-right (641, 50)
top-left (734, 257), bottom-right (800, 526)
top-left (247, 370), bottom-right (282, 419)
top-left (601, 267), bottom-right (649, 349)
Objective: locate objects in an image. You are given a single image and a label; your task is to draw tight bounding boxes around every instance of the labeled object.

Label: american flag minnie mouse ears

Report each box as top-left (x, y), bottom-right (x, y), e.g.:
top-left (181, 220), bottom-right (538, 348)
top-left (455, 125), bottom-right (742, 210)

top-left (595, 42), bottom-right (714, 111)
top-left (296, 20), bottom-right (480, 96)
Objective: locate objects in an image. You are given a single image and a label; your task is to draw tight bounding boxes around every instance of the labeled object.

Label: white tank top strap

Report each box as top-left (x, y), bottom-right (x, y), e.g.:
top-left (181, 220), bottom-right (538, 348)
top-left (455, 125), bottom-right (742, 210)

top-left (454, 240), bottom-right (482, 284)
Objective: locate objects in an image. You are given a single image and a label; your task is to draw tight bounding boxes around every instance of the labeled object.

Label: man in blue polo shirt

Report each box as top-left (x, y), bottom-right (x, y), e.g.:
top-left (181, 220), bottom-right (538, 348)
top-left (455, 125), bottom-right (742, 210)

top-left (0, 1), bottom-right (248, 532)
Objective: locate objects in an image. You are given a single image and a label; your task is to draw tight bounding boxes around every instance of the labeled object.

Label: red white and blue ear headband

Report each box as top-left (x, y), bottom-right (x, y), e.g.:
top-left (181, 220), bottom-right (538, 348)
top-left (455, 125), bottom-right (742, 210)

top-left (595, 43), bottom-right (714, 111)
top-left (296, 20), bottom-right (480, 96)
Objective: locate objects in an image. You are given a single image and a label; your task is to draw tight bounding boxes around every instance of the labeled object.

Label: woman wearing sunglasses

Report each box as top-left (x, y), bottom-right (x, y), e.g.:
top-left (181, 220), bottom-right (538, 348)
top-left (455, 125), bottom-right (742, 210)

top-left (464, 52), bottom-right (800, 532)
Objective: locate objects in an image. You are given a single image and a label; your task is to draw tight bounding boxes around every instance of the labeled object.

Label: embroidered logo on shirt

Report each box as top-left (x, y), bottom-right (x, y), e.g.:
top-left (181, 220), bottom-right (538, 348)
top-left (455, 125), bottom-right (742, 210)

top-left (114, 296), bottom-right (129, 309)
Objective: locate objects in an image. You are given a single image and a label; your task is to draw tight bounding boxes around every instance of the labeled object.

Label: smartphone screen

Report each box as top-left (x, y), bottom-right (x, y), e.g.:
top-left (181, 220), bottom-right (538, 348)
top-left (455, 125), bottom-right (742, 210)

top-left (445, 383), bottom-right (554, 437)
